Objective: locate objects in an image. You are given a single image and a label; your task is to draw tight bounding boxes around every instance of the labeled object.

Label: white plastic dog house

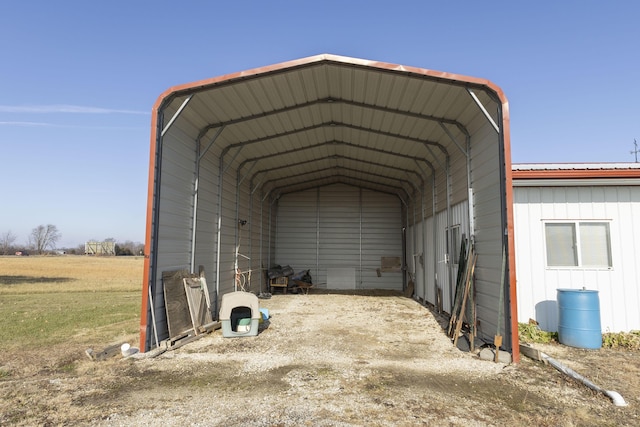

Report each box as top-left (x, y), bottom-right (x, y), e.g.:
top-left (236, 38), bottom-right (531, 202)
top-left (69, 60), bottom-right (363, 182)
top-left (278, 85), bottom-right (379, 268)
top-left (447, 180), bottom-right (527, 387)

top-left (219, 291), bottom-right (260, 337)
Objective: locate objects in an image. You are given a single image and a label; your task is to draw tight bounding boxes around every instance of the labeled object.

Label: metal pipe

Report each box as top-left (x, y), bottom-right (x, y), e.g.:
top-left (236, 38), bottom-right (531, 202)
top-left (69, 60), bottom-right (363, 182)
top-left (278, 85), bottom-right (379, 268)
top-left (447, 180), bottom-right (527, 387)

top-left (161, 95), bottom-right (193, 137)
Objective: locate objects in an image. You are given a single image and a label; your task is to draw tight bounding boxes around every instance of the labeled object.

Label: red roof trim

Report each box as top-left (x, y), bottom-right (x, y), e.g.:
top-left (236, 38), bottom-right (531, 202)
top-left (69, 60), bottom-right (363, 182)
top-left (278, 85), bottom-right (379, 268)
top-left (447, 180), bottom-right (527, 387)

top-left (512, 169), bottom-right (640, 180)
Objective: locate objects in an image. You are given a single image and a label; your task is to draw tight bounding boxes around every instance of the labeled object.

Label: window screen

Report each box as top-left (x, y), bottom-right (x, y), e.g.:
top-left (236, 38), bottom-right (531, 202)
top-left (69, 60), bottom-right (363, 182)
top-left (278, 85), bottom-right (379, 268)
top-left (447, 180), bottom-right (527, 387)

top-left (544, 221), bottom-right (612, 268)
top-left (579, 222), bottom-right (612, 267)
top-left (545, 223), bottom-right (577, 266)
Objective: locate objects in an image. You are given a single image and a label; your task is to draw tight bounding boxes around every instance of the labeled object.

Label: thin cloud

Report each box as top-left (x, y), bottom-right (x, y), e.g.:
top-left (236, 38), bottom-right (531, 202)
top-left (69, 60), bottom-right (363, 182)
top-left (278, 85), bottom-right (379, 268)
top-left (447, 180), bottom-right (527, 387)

top-left (0, 104), bottom-right (148, 115)
top-left (0, 121), bottom-right (146, 130)
top-left (0, 121), bottom-right (56, 127)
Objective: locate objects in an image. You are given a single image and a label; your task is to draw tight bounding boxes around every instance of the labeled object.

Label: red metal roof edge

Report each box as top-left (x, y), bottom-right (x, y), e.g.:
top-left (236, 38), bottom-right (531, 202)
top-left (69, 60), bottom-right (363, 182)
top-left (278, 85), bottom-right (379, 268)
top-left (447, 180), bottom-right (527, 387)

top-left (512, 165), bottom-right (640, 180)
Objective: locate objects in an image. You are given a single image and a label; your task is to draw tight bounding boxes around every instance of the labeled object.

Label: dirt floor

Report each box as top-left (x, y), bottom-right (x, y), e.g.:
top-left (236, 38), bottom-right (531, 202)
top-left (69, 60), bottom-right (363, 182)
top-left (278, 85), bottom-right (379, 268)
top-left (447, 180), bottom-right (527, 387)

top-left (1, 291), bottom-right (639, 426)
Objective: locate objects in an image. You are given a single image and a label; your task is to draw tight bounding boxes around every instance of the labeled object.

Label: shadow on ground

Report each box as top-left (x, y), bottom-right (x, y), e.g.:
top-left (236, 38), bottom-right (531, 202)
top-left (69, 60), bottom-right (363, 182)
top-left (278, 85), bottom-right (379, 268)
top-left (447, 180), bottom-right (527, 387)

top-left (0, 275), bottom-right (73, 285)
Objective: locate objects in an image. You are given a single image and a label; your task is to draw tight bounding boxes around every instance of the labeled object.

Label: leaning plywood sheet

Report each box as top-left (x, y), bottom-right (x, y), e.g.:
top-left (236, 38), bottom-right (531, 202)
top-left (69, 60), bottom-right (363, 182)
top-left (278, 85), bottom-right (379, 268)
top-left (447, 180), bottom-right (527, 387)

top-left (183, 277), bottom-right (213, 334)
top-left (381, 257), bottom-right (402, 272)
top-left (162, 269), bottom-right (194, 339)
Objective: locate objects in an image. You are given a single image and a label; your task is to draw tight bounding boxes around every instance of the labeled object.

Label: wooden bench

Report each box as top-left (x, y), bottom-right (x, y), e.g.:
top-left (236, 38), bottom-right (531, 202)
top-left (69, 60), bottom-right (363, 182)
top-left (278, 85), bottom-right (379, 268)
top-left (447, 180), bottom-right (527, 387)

top-left (269, 277), bottom-right (288, 294)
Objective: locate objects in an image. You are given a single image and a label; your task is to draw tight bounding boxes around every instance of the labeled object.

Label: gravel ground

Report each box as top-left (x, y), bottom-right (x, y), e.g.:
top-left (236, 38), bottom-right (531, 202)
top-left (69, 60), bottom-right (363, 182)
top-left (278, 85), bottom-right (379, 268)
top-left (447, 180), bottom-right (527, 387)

top-left (2, 291), bottom-right (639, 426)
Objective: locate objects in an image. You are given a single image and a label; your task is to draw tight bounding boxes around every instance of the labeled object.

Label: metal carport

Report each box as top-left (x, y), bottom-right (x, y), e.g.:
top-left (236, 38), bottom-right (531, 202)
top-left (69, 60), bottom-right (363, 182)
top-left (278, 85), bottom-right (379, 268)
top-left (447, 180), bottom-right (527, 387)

top-left (139, 54), bottom-right (519, 361)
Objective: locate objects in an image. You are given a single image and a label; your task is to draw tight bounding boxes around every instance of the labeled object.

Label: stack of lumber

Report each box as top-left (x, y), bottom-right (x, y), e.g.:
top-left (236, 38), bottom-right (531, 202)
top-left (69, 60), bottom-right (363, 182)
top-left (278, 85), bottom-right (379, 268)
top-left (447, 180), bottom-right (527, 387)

top-left (447, 239), bottom-right (477, 349)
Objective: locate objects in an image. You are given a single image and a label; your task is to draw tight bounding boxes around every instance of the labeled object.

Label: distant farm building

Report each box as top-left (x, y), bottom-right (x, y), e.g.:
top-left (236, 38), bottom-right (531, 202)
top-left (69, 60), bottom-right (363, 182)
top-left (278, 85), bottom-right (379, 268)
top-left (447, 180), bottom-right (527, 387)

top-left (85, 241), bottom-right (116, 256)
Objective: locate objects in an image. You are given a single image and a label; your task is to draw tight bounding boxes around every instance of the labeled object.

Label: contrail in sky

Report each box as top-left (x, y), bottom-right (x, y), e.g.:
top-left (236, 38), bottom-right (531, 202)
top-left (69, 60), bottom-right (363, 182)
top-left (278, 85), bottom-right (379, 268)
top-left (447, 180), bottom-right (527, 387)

top-left (0, 104), bottom-right (148, 114)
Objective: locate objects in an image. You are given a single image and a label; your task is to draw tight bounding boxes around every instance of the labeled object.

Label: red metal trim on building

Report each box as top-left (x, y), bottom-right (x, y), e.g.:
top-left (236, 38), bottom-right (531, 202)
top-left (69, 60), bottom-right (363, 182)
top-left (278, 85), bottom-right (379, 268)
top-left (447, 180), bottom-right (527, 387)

top-left (512, 168), bottom-right (640, 180)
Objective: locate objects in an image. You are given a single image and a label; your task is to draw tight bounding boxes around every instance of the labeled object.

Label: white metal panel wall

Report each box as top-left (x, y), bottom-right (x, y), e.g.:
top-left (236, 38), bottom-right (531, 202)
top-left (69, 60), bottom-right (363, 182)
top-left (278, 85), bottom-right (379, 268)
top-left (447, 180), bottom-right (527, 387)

top-left (274, 188), bottom-right (319, 281)
top-left (217, 166), bottom-right (241, 297)
top-left (193, 148), bottom-right (220, 290)
top-left (318, 184), bottom-right (361, 287)
top-left (275, 184), bottom-right (403, 290)
top-left (434, 201), bottom-right (469, 312)
top-left (361, 189), bottom-right (403, 290)
top-left (151, 125), bottom-right (199, 344)
top-left (514, 186), bottom-right (640, 333)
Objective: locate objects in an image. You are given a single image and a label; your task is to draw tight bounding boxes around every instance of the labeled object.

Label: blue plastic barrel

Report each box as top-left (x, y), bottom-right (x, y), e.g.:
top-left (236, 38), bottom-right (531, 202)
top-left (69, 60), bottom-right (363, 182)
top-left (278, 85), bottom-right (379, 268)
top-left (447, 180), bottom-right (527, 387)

top-left (557, 288), bottom-right (602, 349)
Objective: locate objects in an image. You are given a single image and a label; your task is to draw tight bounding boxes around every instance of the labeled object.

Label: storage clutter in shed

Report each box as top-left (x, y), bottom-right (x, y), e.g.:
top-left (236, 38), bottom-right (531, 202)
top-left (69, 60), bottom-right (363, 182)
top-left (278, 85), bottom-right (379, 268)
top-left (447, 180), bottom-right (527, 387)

top-left (267, 265), bottom-right (312, 294)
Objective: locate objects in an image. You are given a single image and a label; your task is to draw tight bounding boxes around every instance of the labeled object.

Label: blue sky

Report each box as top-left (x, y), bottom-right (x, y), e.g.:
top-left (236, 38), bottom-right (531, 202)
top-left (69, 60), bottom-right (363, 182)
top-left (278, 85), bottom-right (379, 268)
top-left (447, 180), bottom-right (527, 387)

top-left (1, 1), bottom-right (638, 248)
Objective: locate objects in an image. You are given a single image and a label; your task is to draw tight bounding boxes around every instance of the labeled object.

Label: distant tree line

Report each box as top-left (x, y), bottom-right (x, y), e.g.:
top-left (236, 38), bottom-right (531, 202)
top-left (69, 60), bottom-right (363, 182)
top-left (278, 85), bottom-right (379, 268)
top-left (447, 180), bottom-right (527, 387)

top-left (0, 225), bottom-right (144, 256)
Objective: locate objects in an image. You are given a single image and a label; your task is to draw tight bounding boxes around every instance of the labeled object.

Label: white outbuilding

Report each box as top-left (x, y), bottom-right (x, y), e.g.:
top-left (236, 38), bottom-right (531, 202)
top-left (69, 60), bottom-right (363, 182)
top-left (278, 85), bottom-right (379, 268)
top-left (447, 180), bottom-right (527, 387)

top-left (513, 163), bottom-right (640, 334)
top-left (139, 54), bottom-right (520, 360)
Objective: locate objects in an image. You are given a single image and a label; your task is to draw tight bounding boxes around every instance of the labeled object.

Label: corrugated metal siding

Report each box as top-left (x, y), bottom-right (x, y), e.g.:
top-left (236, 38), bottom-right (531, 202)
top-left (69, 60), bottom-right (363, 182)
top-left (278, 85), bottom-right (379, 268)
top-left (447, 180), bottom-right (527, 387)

top-left (361, 189), bottom-right (403, 290)
top-left (514, 186), bottom-right (640, 333)
top-left (275, 184), bottom-right (402, 290)
top-left (318, 185), bottom-right (361, 287)
top-left (274, 188), bottom-right (319, 281)
top-left (151, 126), bottom-right (198, 344)
top-left (217, 169), bottom-right (239, 297)
top-left (193, 147), bottom-right (220, 294)
top-left (434, 201), bottom-right (469, 311)
top-left (468, 122), bottom-right (506, 347)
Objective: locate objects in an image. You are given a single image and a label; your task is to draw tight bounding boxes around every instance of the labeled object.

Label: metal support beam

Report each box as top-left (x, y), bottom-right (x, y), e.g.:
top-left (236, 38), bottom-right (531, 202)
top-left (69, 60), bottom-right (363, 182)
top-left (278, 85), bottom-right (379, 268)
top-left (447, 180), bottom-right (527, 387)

top-left (161, 95), bottom-right (193, 137)
top-left (467, 88), bottom-right (500, 133)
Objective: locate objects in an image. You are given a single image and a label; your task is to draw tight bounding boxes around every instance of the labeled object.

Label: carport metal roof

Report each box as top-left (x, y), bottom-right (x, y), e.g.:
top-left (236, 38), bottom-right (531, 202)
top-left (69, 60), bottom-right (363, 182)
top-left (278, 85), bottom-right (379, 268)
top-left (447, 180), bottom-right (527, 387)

top-left (151, 54), bottom-right (507, 201)
top-left (142, 54), bottom-right (518, 361)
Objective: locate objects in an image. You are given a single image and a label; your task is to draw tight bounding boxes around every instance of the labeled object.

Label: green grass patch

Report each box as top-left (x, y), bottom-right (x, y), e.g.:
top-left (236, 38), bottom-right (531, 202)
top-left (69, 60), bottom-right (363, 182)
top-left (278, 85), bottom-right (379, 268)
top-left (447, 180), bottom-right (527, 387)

top-left (602, 331), bottom-right (640, 350)
top-left (0, 290), bottom-right (140, 349)
top-left (518, 322), bottom-right (558, 344)
top-left (0, 256), bottom-right (143, 351)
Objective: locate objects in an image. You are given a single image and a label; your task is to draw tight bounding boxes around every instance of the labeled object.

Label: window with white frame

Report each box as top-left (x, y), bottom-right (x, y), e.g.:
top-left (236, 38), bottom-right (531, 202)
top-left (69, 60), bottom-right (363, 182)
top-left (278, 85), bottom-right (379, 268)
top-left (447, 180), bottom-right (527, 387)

top-left (544, 221), bottom-right (612, 268)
